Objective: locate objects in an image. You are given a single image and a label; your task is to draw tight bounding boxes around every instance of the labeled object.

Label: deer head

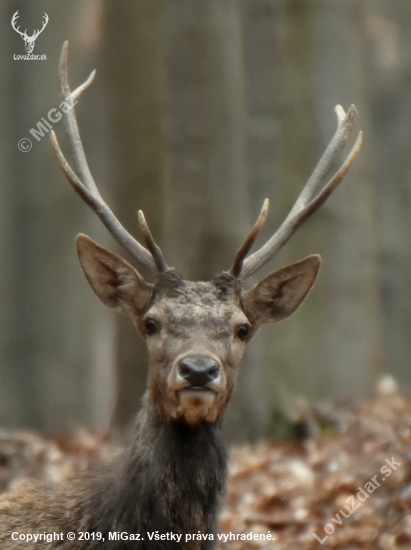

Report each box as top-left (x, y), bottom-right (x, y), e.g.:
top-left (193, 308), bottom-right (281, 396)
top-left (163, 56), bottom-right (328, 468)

top-left (11, 11), bottom-right (49, 54)
top-left (51, 42), bottom-right (362, 425)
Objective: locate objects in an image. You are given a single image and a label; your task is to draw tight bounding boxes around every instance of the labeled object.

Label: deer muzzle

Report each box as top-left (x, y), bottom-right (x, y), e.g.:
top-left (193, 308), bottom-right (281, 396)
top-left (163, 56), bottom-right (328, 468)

top-left (168, 353), bottom-right (226, 424)
top-left (179, 355), bottom-right (220, 388)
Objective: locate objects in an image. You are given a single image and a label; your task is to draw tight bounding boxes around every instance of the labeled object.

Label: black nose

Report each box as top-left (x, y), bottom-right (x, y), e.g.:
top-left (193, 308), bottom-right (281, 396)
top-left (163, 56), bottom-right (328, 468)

top-left (179, 356), bottom-right (220, 387)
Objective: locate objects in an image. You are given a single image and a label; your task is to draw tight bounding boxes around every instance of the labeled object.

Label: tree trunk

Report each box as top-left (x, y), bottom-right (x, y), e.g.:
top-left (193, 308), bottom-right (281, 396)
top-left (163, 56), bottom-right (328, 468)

top-left (0, 0), bottom-right (110, 432)
top-left (101, 1), bottom-right (167, 430)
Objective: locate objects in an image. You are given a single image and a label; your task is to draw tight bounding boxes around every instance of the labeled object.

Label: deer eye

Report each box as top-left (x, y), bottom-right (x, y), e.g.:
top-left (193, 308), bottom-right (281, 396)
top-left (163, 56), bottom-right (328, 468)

top-left (144, 318), bottom-right (159, 336)
top-left (236, 323), bottom-right (251, 341)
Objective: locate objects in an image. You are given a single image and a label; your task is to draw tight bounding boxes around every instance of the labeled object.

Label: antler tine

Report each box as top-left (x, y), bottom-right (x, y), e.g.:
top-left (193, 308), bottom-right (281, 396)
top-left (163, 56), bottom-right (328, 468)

top-left (229, 199), bottom-right (269, 278)
top-left (57, 41), bottom-right (100, 196)
top-left (51, 41), bottom-right (160, 275)
top-left (289, 105), bottom-right (358, 215)
top-left (138, 211), bottom-right (170, 273)
top-left (239, 105), bottom-right (363, 281)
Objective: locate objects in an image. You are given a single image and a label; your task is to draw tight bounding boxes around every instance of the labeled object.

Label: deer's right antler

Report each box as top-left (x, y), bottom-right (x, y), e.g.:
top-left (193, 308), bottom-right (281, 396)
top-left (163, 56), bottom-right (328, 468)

top-left (51, 41), bottom-right (168, 275)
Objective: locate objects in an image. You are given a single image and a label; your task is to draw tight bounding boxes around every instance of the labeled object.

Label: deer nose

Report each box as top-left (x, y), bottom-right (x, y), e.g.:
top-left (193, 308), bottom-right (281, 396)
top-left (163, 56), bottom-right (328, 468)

top-left (179, 356), bottom-right (220, 388)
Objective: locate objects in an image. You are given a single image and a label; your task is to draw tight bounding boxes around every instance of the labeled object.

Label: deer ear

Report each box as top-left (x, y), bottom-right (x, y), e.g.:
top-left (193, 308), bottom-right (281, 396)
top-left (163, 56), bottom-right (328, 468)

top-left (76, 234), bottom-right (153, 315)
top-left (241, 255), bottom-right (321, 326)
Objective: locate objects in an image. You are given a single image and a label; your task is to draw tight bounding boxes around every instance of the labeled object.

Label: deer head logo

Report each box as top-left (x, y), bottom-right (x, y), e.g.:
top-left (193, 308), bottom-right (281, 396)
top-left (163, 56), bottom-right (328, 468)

top-left (11, 11), bottom-right (49, 54)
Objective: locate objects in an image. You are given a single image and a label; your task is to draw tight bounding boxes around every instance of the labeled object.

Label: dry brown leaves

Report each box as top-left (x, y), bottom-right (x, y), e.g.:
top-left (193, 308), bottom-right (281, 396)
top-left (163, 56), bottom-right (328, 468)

top-left (1, 379), bottom-right (411, 549)
top-left (0, 429), bottom-right (118, 494)
top-left (221, 378), bottom-right (411, 549)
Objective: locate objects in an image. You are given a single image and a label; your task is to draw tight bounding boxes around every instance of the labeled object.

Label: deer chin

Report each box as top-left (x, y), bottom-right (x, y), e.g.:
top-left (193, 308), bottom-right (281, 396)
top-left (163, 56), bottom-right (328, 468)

top-left (175, 388), bottom-right (219, 424)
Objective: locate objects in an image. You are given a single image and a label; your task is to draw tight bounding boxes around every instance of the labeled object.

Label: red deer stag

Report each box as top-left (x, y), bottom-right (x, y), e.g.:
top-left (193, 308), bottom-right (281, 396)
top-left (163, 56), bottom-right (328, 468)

top-left (0, 42), bottom-right (362, 549)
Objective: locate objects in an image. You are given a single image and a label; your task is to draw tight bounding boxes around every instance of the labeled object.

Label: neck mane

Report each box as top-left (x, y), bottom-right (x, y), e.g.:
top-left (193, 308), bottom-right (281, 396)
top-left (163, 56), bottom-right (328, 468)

top-left (77, 397), bottom-right (227, 545)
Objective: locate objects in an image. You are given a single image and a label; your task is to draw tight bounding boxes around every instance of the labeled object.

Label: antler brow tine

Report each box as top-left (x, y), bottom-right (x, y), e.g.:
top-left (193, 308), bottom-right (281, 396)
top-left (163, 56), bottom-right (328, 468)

top-left (51, 41), bottom-right (166, 275)
top-left (229, 199), bottom-right (269, 278)
top-left (138, 211), bottom-right (170, 273)
top-left (236, 105), bottom-right (363, 280)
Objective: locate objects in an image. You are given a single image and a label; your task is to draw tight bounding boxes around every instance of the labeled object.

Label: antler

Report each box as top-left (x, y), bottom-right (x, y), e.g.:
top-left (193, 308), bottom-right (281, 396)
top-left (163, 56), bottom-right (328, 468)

top-left (11, 12), bottom-right (27, 38)
top-left (51, 41), bottom-right (168, 275)
top-left (229, 199), bottom-right (269, 278)
top-left (231, 105), bottom-right (363, 280)
top-left (32, 13), bottom-right (49, 40)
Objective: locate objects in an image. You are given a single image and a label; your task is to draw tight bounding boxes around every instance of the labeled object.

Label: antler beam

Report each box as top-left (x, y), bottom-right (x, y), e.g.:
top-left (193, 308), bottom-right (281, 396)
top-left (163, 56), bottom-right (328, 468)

top-left (51, 41), bottom-right (168, 275)
top-left (234, 105), bottom-right (363, 280)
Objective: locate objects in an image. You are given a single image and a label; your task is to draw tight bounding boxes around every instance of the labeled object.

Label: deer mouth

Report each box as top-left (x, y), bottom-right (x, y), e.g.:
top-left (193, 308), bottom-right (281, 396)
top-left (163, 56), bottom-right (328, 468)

top-left (176, 387), bottom-right (219, 424)
top-left (182, 386), bottom-right (215, 392)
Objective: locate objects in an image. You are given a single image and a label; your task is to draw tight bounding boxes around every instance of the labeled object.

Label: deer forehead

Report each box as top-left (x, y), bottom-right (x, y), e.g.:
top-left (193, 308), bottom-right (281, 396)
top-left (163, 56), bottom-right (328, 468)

top-left (148, 278), bottom-right (248, 335)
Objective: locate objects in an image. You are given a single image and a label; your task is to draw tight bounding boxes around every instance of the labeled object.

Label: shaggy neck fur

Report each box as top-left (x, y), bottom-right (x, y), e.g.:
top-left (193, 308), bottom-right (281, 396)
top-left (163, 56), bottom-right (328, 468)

top-left (0, 403), bottom-right (227, 550)
top-left (76, 397), bottom-right (227, 549)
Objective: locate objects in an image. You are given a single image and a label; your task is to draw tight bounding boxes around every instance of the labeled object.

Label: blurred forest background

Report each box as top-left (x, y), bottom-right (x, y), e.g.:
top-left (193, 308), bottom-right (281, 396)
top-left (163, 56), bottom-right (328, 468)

top-left (0, 0), bottom-right (409, 441)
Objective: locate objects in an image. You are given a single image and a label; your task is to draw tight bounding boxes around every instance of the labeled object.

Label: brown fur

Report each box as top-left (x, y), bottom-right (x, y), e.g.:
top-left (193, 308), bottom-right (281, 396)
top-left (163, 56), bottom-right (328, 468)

top-left (0, 236), bottom-right (320, 549)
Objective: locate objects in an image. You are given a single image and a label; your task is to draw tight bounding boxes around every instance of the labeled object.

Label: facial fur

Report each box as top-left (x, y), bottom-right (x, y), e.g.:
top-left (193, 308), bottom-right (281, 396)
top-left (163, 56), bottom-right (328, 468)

top-left (76, 236), bottom-right (320, 426)
top-left (135, 271), bottom-right (250, 425)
